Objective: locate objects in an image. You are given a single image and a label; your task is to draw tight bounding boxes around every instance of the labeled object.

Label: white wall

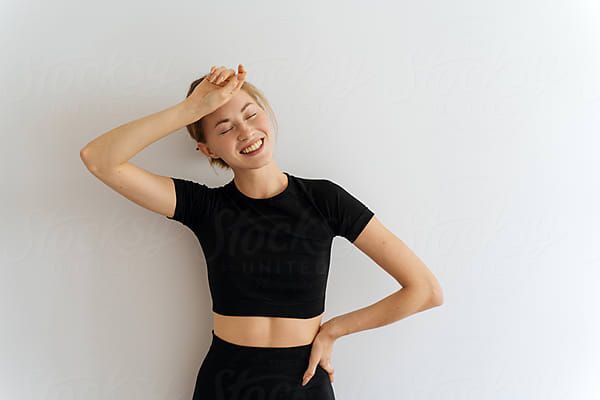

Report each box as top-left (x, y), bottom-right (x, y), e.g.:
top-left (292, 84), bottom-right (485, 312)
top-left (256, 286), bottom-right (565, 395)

top-left (2, 0), bottom-right (599, 399)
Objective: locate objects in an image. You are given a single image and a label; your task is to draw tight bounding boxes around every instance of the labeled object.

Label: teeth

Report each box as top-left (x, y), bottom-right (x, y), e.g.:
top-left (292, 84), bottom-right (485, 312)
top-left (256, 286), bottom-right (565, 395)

top-left (241, 138), bottom-right (263, 154)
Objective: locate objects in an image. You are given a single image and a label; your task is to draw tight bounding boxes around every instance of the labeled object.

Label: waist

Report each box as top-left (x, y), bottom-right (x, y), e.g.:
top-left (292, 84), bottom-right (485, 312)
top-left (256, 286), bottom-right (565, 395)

top-left (213, 311), bottom-right (324, 347)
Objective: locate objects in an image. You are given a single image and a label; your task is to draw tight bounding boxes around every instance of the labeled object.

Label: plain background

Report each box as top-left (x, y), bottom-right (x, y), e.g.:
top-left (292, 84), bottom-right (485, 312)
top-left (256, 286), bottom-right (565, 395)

top-left (2, 0), bottom-right (599, 399)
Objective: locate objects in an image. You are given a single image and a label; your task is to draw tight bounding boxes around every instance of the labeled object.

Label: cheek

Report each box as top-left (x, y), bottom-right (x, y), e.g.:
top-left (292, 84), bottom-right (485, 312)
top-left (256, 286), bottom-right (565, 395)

top-left (256, 114), bottom-right (270, 127)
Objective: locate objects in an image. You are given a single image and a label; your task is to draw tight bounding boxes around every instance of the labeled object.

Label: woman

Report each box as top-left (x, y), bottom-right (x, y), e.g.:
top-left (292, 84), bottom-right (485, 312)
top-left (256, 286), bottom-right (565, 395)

top-left (80, 64), bottom-right (444, 399)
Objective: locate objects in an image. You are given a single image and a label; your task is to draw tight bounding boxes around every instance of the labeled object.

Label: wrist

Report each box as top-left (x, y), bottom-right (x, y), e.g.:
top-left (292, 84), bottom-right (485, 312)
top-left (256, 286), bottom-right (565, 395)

top-left (320, 317), bottom-right (343, 341)
top-left (179, 98), bottom-right (208, 125)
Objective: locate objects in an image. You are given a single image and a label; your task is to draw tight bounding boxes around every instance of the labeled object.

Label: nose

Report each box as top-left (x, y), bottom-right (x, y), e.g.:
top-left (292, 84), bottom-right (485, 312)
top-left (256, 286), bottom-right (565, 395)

top-left (237, 123), bottom-right (255, 141)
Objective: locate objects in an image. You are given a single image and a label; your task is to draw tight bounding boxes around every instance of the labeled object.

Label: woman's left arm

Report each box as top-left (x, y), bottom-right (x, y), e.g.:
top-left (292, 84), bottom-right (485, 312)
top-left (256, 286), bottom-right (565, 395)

top-left (301, 215), bottom-right (444, 386)
top-left (322, 215), bottom-right (444, 339)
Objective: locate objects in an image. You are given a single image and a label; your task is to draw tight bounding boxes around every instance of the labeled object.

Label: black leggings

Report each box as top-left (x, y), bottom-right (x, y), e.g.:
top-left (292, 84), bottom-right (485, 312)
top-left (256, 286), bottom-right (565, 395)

top-left (192, 329), bottom-right (336, 399)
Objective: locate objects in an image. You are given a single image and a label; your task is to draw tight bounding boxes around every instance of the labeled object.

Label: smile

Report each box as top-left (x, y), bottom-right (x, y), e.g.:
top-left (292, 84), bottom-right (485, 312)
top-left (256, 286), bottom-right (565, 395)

top-left (240, 138), bottom-right (264, 155)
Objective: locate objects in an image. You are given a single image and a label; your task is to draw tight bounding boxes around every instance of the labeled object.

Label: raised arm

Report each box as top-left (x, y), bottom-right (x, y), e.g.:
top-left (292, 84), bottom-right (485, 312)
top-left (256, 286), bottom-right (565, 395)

top-left (79, 64), bottom-right (246, 218)
top-left (79, 99), bottom-right (206, 218)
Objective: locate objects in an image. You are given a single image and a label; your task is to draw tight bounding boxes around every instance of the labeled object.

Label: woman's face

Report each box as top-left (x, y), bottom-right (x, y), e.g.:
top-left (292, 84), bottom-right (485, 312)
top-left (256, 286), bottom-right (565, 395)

top-left (199, 90), bottom-right (273, 170)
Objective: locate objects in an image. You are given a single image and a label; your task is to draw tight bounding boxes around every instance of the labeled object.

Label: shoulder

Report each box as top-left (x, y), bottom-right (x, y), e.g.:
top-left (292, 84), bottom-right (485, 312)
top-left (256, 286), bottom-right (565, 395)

top-left (295, 174), bottom-right (359, 200)
top-left (170, 177), bottom-right (227, 193)
top-left (167, 177), bottom-right (226, 221)
top-left (291, 174), bottom-right (338, 193)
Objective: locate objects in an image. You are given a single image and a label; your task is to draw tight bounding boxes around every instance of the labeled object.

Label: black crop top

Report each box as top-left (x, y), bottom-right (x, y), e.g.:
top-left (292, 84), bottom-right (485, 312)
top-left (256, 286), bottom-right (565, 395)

top-left (166, 171), bottom-right (374, 319)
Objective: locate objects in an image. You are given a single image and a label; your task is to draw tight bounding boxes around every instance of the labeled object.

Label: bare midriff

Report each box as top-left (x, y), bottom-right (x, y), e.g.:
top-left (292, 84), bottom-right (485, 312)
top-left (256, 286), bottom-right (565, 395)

top-left (213, 311), bottom-right (324, 347)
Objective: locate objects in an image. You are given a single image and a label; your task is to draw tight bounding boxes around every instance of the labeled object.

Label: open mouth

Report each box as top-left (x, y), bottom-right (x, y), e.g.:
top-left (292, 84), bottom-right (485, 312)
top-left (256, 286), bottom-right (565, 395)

top-left (240, 138), bottom-right (264, 154)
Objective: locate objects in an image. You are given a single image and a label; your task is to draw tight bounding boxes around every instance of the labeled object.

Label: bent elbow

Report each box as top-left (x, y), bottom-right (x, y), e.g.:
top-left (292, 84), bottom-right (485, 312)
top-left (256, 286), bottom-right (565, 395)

top-left (427, 282), bottom-right (444, 307)
top-left (80, 147), bottom-right (95, 167)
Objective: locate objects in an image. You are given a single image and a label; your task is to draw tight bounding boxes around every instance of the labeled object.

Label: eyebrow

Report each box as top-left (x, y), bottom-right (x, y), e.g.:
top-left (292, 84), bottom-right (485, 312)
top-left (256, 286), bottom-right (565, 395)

top-left (214, 102), bottom-right (254, 128)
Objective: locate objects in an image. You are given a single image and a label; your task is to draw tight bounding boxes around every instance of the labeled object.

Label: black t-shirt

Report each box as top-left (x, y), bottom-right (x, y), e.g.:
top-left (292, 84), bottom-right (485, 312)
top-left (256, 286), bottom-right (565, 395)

top-left (166, 171), bottom-right (374, 319)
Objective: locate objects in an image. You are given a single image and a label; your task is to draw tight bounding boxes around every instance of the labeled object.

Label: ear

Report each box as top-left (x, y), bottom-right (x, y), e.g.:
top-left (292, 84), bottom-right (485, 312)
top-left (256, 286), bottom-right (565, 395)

top-left (196, 142), bottom-right (218, 158)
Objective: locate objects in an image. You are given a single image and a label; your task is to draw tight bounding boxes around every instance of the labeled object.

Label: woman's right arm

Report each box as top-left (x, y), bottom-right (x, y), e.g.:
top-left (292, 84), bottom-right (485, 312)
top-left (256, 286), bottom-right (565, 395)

top-left (79, 99), bottom-right (207, 218)
top-left (80, 64), bottom-right (245, 218)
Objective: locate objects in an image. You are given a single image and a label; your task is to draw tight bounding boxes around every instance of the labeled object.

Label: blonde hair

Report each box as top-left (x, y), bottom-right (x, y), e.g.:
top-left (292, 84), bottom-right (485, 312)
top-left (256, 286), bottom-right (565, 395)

top-left (184, 74), bottom-right (279, 171)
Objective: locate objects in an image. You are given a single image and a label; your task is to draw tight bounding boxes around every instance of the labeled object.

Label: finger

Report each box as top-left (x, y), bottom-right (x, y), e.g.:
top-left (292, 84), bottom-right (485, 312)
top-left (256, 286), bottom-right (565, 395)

top-left (211, 70), bottom-right (223, 83)
top-left (322, 364), bottom-right (335, 375)
top-left (222, 74), bottom-right (240, 94)
top-left (209, 66), bottom-right (226, 82)
top-left (233, 73), bottom-right (246, 90)
top-left (232, 64), bottom-right (246, 81)
top-left (231, 70), bottom-right (246, 89)
top-left (301, 371), bottom-right (313, 386)
top-left (321, 362), bottom-right (335, 383)
top-left (301, 365), bottom-right (317, 386)
top-left (226, 72), bottom-right (239, 84)
top-left (209, 66), bottom-right (224, 76)
top-left (215, 69), bottom-right (236, 85)
top-left (206, 70), bottom-right (217, 83)
top-left (213, 66), bottom-right (234, 83)
top-left (231, 72), bottom-right (246, 89)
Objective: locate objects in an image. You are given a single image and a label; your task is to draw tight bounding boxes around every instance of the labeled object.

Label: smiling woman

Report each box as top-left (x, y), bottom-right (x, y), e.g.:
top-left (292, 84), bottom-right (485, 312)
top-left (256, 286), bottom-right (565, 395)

top-left (184, 72), bottom-right (279, 171)
top-left (193, 88), bottom-right (276, 173)
top-left (80, 63), bottom-right (442, 400)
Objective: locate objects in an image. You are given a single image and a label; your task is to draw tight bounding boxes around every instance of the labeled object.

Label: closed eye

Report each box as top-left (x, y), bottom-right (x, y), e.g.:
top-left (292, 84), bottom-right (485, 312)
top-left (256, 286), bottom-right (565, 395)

top-left (220, 113), bottom-right (257, 134)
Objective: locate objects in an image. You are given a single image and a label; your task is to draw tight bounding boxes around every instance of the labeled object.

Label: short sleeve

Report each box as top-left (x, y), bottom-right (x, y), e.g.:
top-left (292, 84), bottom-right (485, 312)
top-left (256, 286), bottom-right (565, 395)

top-left (323, 179), bottom-right (375, 242)
top-left (166, 177), bottom-right (213, 228)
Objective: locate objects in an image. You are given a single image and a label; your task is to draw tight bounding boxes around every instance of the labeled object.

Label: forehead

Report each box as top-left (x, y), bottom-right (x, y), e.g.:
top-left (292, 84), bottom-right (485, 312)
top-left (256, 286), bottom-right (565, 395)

top-left (210, 90), bottom-right (254, 117)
